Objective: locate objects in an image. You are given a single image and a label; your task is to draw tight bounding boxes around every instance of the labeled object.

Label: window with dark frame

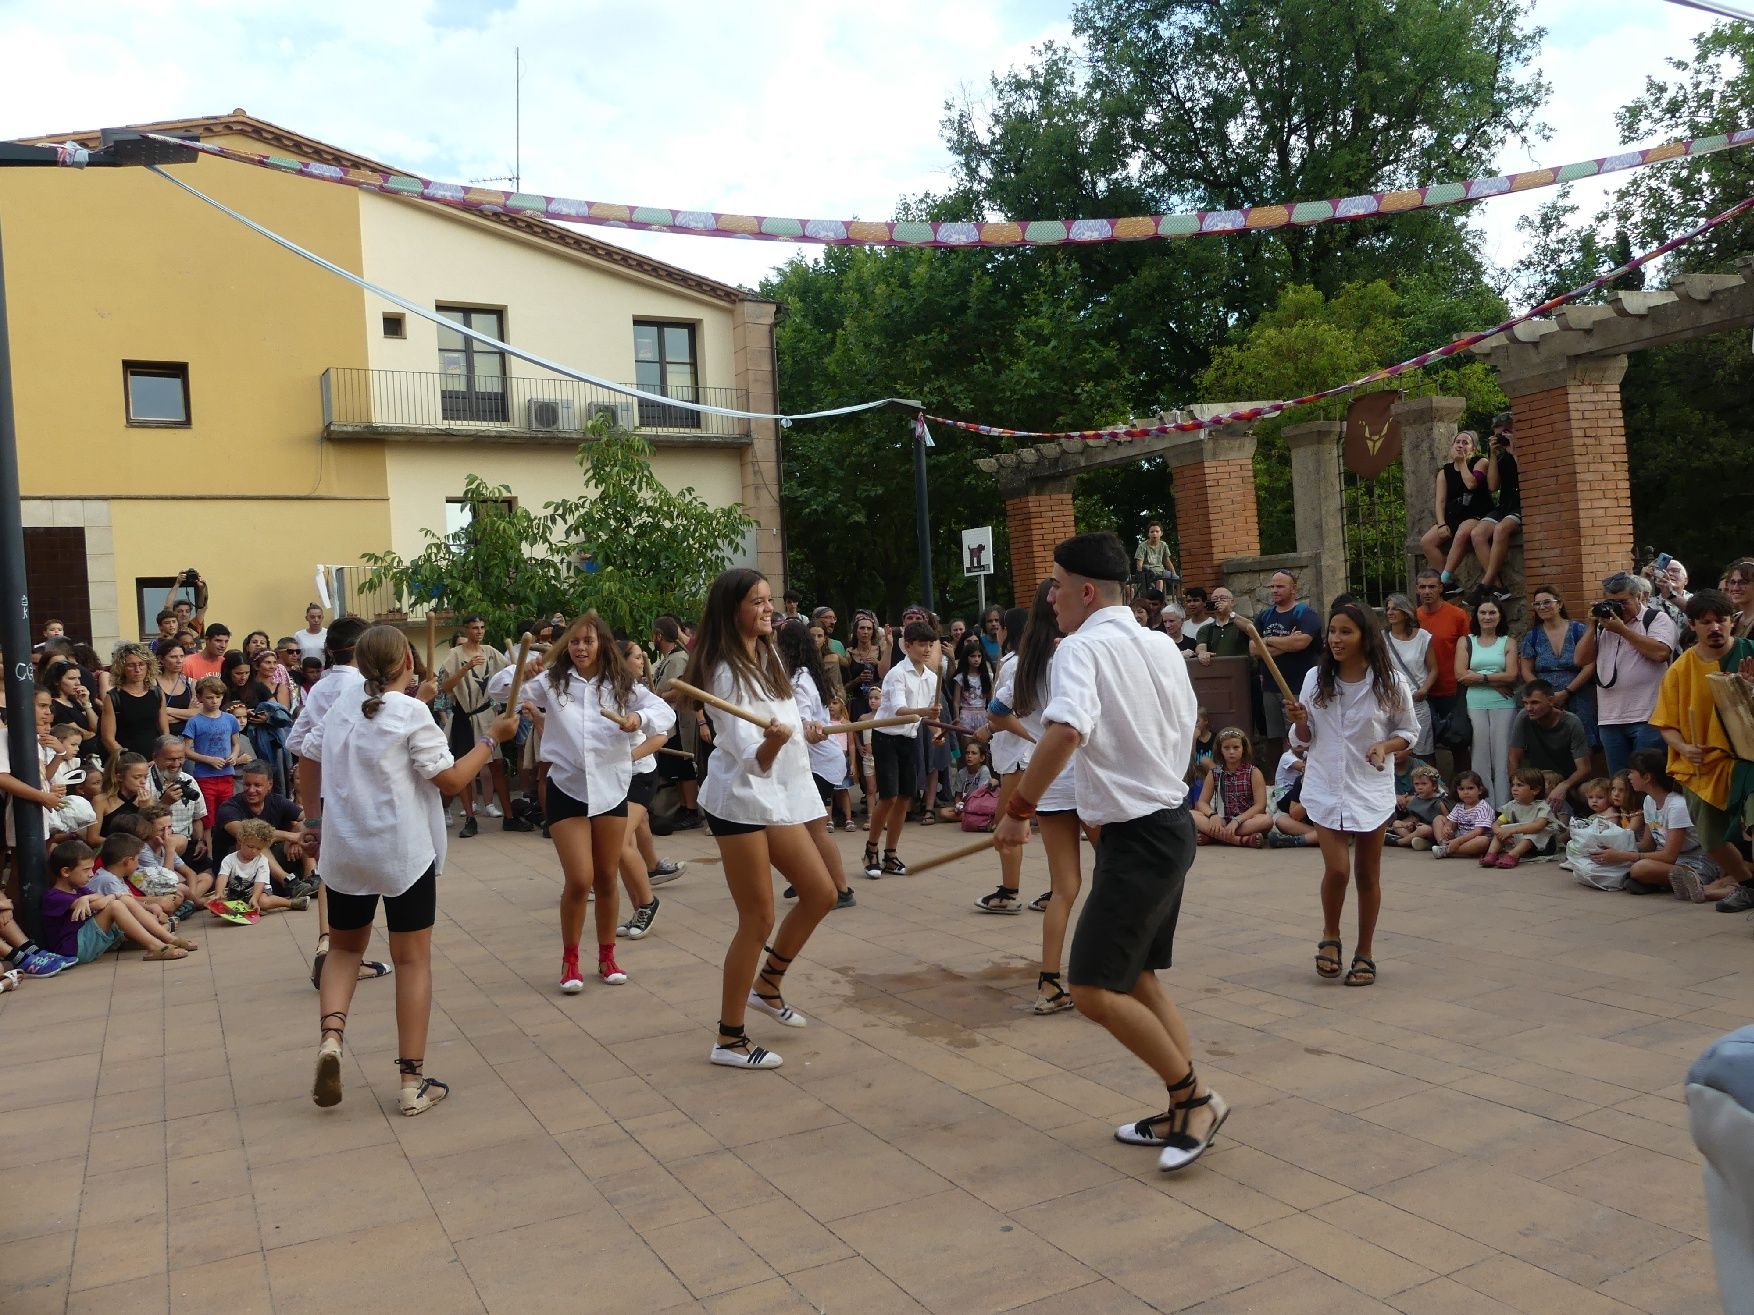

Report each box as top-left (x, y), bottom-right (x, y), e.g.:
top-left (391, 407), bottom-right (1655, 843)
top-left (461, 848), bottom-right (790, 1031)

top-left (436, 305), bottom-right (507, 422)
top-left (632, 321), bottom-right (700, 429)
top-left (123, 362), bottom-right (191, 426)
top-left (444, 494), bottom-right (517, 541)
top-left (382, 313), bottom-right (406, 338)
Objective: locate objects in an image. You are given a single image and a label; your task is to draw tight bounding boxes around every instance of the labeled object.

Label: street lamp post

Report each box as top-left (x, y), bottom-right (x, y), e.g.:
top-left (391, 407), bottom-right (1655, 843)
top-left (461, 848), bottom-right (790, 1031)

top-left (0, 131), bottom-right (195, 932)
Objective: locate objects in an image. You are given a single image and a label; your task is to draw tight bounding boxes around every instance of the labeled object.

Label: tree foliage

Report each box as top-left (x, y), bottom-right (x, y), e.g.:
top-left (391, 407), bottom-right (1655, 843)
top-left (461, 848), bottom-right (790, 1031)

top-left (361, 417), bottom-right (753, 641)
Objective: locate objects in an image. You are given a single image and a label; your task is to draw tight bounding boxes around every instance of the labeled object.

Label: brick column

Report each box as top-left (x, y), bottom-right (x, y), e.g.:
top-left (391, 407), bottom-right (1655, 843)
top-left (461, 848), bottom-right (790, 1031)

top-left (1506, 357), bottom-right (1630, 608)
top-left (1172, 431), bottom-right (1260, 592)
top-left (1004, 483), bottom-right (1076, 604)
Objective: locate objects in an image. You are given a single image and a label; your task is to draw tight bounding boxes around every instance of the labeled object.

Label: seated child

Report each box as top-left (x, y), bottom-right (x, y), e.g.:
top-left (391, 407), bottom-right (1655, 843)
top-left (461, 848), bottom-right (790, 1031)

top-left (0, 890), bottom-right (76, 977)
top-left (1387, 764), bottom-right (1445, 849)
top-left (938, 740), bottom-right (995, 823)
top-left (1193, 727), bottom-right (1274, 847)
top-left (46, 738), bottom-right (99, 845)
top-left (90, 832), bottom-right (172, 927)
top-left (118, 808), bottom-right (213, 918)
top-left (1481, 767), bottom-right (1561, 869)
top-left (1566, 777), bottom-right (1636, 891)
top-left (1267, 771), bottom-right (1316, 847)
top-left (39, 839), bottom-right (194, 964)
top-left (1186, 708), bottom-right (1215, 808)
top-left (216, 818), bottom-right (310, 917)
top-left (1432, 770), bottom-right (1495, 859)
top-left (1598, 749), bottom-right (1719, 901)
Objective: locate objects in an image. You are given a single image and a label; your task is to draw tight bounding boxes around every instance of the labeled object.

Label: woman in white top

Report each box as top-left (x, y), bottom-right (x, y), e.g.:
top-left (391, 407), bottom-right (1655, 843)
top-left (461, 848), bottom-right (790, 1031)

top-left (488, 612), bottom-right (671, 995)
top-left (1382, 593), bottom-right (1435, 758)
top-left (1284, 600), bottom-right (1419, 989)
top-left (777, 620), bottom-right (856, 910)
top-left (682, 569), bottom-right (834, 1071)
top-left (304, 625), bottom-right (517, 1116)
top-left (979, 580), bottom-right (1083, 1015)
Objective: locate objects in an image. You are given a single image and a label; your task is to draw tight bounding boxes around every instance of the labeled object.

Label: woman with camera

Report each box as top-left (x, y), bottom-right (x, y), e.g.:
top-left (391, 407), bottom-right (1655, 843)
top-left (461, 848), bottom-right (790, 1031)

top-left (1468, 414), bottom-right (1520, 603)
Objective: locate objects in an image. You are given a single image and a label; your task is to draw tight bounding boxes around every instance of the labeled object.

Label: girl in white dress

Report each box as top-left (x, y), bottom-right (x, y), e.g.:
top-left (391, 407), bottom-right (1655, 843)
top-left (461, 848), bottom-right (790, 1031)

top-left (684, 570), bottom-right (836, 1070)
top-left (1283, 599), bottom-right (1420, 989)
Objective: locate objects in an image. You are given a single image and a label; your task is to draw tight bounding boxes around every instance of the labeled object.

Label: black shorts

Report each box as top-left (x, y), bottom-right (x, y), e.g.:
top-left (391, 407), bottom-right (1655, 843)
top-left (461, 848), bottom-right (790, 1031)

top-left (812, 772), bottom-right (838, 807)
top-left (546, 783), bottom-right (628, 826)
top-left (705, 810), bottom-right (764, 837)
top-left (1068, 808), bottom-right (1195, 993)
top-left (326, 863), bottom-right (437, 935)
top-left (872, 732), bottom-right (918, 801)
top-left (626, 771), bottom-right (658, 811)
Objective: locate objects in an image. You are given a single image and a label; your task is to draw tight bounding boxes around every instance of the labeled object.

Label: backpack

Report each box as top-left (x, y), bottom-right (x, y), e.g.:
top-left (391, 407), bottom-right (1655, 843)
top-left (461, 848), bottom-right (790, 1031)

top-left (961, 783), bottom-right (999, 832)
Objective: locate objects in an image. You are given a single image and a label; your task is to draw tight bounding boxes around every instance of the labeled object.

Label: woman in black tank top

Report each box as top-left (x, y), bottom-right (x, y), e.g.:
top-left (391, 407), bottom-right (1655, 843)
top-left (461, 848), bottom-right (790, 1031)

top-left (102, 643), bottom-right (170, 760)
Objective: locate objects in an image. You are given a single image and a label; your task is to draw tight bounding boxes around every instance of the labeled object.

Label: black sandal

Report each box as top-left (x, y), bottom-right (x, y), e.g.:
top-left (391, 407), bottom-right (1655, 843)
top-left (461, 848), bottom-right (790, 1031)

top-left (1115, 1069), bottom-right (1196, 1145)
top-left (1315, 938), bottom-right (1343, 979)
top-left (1344, 955), bottom-right (1377, 987)
top-left (397, 1057), bottom-right (449, 1116)
top-left (313, 1011), bottom-right (346, 1108)
top-left (1033, 971), bottom-right (1073, 1014)
top-left (748, 945), bottom-right (805, 1027)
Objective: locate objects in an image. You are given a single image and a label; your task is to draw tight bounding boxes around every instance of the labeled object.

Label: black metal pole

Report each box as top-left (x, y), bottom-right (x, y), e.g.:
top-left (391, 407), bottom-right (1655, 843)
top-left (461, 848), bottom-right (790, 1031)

top-left (912, 422), bottom-right (934, 612)
top-left (0, 214), bottom-right (48, 935)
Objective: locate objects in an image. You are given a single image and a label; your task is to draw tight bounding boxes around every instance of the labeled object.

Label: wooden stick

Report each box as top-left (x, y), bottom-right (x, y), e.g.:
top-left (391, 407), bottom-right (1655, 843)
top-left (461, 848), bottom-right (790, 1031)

top-left (424, 612), bottom-right (437, 678)
top-left (655, 746), bottom-right (695, 761)
top-left (599, 706), bottom-right (641, 732)
top-left (505, 634), bottom-right (534, 709)
top-left (918, 717), bottom-right (972, 737)
top-left (667, 679), bottom-right (774, 730)
top-left (816, 714), bottom-right (918, 735)
top-left (1238, 618), bottom-right (1298, 705)
top-left (909, 835), bottom-right (996, 875)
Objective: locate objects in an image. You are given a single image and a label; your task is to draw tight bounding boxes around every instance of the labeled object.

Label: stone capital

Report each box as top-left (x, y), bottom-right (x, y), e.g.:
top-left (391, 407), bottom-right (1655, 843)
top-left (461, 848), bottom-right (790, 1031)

top-left (1389, 395), bottom-right (1467, 428)
top-left (1282, 421), bottom-right (1342, 452)
top-left (1493, 352), bottom-right (1629, 399)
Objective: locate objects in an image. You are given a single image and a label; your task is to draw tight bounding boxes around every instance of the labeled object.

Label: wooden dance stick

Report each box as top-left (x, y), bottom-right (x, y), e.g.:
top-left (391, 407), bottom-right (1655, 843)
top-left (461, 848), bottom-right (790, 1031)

top-left (918, 717), bottom-right (974, 737)
top-left (815, 714), bottom-right (918, 736)
top-left (599, 706), bottom-right (643, 732)
top-left (909, 835), bottom-right (997, 875)
top-left (655, 746), bottom-right (695, 761)
top-left (1238, 617), bottom-right (1298, 706)
top-left (667, 679), bottom-right (775, 730)
top-left (505, 634), bottom-right (534, 709)
top-left (424, 612), bottom-right (437, 677)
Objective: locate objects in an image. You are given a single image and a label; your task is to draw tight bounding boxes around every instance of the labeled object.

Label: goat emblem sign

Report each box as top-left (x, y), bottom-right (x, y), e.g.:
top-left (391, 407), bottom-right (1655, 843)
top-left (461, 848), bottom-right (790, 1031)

top-left (1344, 391), bottom-right (1403, 479)
top-left (962, 526), bottom-right (994, 577)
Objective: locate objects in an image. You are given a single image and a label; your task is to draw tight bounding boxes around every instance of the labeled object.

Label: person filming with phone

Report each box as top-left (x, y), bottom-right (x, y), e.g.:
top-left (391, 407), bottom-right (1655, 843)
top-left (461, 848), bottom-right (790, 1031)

top-left (1576, 571), bottom-right (1677, 775)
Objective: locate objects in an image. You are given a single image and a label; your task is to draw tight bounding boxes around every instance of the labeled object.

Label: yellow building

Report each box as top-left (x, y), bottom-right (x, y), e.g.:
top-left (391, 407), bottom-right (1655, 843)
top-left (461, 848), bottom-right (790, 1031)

top-left (3, 112), bottom-right (784, 650)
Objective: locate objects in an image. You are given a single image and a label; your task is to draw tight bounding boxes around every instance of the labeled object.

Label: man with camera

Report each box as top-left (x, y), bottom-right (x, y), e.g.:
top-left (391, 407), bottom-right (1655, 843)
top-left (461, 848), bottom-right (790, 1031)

top-left (1576, 572), bottom-right (1678, 775)
top-left (163, 568), bottom-right (208, 634)
top-left (1467, 413), bottom-right (1520, 604)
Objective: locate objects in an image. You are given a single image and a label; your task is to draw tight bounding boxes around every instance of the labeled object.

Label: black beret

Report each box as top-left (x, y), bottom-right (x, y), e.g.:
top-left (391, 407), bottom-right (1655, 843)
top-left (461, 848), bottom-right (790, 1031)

top-left (1053, 532), bottom-right (1131, 583)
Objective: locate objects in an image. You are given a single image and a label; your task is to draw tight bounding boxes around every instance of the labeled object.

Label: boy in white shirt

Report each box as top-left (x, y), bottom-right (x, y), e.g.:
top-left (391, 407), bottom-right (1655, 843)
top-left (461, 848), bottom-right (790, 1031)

top-left (217, 819), bottom-right (308, 916)
top-left (865, 621), bottom-right (941, 877)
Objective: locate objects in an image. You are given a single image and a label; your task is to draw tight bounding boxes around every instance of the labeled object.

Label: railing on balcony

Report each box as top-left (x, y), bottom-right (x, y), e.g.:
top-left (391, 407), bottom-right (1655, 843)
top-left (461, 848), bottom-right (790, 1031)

top-left (320, 368), bottom-right (751, 440)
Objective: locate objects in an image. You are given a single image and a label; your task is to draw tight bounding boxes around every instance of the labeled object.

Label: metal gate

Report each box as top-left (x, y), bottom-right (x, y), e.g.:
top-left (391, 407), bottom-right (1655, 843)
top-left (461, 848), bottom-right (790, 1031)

top-left (1341, 459), bottom-right (1407, 604)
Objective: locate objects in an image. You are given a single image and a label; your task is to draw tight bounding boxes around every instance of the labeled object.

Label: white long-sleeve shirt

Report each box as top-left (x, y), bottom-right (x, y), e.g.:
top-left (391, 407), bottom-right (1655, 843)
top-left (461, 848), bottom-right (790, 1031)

top-left (487, 664), bottom-right (673, 814)
top-left (791, 668), bottom-right (845, 783)
top-left (1041, 606), bottom-right (1196, 826)
top-left (1288, 666), bottom-right (1420, 832)
top-left (285, 664), bottom-right (364, 759)
top-left (700, 663), bottom-right (825, 826)
top-left (302, 687), bottom-right (452, 897)
top-left (989, 652), bottom-right (1076, 811)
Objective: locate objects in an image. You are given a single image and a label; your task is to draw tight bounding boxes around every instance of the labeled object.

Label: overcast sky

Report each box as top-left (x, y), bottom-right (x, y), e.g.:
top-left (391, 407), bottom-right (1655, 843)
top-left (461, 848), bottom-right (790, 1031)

top-left (0, 0), bottom-right (1733, 298)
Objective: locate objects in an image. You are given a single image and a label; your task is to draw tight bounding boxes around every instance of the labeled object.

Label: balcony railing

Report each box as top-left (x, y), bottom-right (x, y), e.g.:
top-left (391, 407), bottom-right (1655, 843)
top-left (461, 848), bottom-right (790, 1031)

top-left (320, 368), bottom-right (751, 441)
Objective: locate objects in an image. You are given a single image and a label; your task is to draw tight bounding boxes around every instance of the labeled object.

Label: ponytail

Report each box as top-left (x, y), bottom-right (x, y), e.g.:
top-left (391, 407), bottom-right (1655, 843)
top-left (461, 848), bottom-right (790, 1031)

top-left (352, 625), bottom-right (411, 721)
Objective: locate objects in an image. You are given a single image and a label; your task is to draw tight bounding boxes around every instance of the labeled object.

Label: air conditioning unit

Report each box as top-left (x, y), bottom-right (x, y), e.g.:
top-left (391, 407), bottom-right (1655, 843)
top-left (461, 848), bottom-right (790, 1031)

top-left (586, 400), bottom-right (634, 431)
top-left (527, 397), bottom-right (576, 431)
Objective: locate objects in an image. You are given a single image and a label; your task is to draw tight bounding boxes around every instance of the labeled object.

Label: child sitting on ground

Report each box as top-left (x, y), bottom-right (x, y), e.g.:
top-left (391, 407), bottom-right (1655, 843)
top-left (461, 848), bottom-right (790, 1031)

top-left (118, 807), bottom-right (211, 919)
top-left (1611, 770), bottom-right (1646, 839)
top-left (40, 839), bottom-right (194, 964)
top-left (939, 739), bottom-right (995, 823)
top-left (1432, 770), bottom-right (1495, 859)
top-left (1387, 764), bottom-right (1445, 849)
top-left (216, 818), bottom-right (309, 917)
top-left (1566, 777), bottom-right (1636, 890)
top-left (1267, 757), bottom-right (1316, 847)
top-left (88, 831), bottom-right (175, 928)
top-left (1481, 767), bottom-right (1561, 869)
top-left (1194, 727), bottom-right (1273, 847)
top-left (1598, 749), bottom-right (1719, 901)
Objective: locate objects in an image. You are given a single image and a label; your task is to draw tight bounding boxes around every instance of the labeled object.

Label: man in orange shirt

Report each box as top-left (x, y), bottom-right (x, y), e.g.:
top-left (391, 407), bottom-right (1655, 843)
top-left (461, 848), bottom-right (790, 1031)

top-left (183, 624), bottom-right (231, 682)
top-left (1415, 569), bottom-right (1472, 769)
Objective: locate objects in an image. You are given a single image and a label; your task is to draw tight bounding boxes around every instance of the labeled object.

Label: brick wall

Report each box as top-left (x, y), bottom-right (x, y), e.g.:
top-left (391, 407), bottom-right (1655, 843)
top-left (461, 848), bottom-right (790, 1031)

top-left (1004, 489), bottom-right (1076, 605)
top-left (1512, 382), bottom-right (1632, 606)
top-left (1175, 457), bottom-right (1262, 591)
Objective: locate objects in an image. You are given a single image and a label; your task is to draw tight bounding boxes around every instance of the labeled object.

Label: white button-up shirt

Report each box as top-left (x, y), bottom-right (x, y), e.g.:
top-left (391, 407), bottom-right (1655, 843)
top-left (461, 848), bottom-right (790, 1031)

top-left (1288, 667), bottom-right (1420, 832)
top-left (700, 663), bottom-right (825, 827)
top-left (302, 687), bottom-right (451, 897)
top-left (488, 664), bottom-right (674, 815)
top-left (876, 659), bottom-right (936, 738)
top-left (990, 651), bottom-right (1076, 810)
top-left (285, 664), bottom-right (364, 759)
top-left (1041, 605), bottom-right (1197, 825)
top-left (791, 668), bottom-right (846, 783)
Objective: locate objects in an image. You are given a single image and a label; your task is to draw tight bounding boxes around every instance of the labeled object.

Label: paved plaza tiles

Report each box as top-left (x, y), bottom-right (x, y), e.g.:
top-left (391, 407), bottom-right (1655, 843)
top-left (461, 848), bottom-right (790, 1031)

top-left (0, 819), bottom-right (1741, 1313)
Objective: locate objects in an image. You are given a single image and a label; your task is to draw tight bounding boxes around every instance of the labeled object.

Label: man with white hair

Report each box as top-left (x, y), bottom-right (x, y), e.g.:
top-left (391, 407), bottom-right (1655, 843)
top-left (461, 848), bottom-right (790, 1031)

top-left (1576, 571), bottom-right (1678, 775)
top-left (1159, 602), bottom-right (1197, 657)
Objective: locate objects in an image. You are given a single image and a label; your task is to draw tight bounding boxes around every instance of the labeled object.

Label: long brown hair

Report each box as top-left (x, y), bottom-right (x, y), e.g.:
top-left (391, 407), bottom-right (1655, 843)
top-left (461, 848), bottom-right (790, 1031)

top-left (684, 568), bottom-right (791, 704)
top-left (355, 624), bottom-right (411, 720)
top-left (1311, 600), bottom-right (1405, 711)
top-left (1012, 579), bottom-right (1062, 718)
top-left (544, 611), bottom-right (634, 708)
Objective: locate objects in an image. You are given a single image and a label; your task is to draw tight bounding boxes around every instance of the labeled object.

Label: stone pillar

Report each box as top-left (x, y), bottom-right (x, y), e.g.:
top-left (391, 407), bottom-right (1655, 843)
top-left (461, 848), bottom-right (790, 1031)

top-left (1506, 356), bottom-right (1630, 608)
top-left (1004, 481), bottom-right (1076, 604)
top-left (1283, 421), bottom-right (1347, 612)
top-left (1393, 395), bottom-right (1467, 590)
top-left (730, 299), bottom-right (786, 584)
top-left (1170, 428), bottom-right (1260, 591)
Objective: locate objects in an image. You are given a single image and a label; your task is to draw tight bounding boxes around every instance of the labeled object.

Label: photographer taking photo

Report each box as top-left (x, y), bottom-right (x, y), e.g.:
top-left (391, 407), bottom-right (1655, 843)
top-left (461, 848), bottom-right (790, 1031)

top-left (1576, 571), bottom-right (1678, 774)
top-left (1467, 413), bottom-right (1520, 604)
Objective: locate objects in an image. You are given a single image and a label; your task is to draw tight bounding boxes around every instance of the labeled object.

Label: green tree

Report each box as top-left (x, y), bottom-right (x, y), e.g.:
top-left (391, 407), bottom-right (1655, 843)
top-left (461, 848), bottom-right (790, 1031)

top-left (361, 418), bottom-right (753, 641)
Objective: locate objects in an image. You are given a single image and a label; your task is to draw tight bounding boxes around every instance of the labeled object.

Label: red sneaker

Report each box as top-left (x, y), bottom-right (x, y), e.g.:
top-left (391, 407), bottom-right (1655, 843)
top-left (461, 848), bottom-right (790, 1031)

top-left (599, 952), bottom-right (628, 985)
top-left (560, 954), bottom-right (585, 995)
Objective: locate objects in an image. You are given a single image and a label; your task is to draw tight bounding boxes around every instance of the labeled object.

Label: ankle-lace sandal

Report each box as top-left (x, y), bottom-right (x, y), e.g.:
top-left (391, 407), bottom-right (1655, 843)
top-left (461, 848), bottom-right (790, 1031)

top-left (748, 945), bottom-right (806, 1027)
top-left (1033, 971), bottom-right (1074, 1014)
top-left (313, 1012), bottom-right (346, 1108)
top-left (397, 1057), bottom-right (450, 1117)
top-left (975, 886), bottom-right (1023, 914)
top-left (1157, 1066), bottom-right (1230, 1173)
top-left (709, 1021), bottom-right (782, 1069)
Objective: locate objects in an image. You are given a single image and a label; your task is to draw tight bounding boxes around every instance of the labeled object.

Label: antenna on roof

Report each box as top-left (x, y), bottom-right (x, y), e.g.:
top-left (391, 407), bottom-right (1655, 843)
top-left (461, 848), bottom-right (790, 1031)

top-left (468, 47), bottom-right (524, 191)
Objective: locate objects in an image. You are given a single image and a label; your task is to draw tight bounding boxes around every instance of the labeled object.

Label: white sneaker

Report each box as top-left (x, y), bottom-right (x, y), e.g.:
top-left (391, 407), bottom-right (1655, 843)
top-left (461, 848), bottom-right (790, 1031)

top-left (710, 1038), bottom-right (782, 1069)
top-left (484, 802), bottom-right (503, 818)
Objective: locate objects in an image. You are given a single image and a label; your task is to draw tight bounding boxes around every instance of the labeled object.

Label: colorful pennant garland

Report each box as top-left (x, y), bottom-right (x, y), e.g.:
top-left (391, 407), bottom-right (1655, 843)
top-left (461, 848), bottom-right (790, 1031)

top-left (143, 128), bottom-right (1754, 249)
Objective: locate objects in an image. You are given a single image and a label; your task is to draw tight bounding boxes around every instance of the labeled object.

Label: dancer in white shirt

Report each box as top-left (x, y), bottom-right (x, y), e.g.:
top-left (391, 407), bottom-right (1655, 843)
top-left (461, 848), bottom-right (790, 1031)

top-left (1283, 598), bottom-right (1419, 989)
top-left (683, 569), bottom-right (835, 1071)
top-left (488, 612), bottom-right (673, 994)
top-left (994, 533), bottom-right (1221, 1172)
top-left (777, 620), bottom-right (857, 910)
top-left (305, 625), bottom-right (518, 1115)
